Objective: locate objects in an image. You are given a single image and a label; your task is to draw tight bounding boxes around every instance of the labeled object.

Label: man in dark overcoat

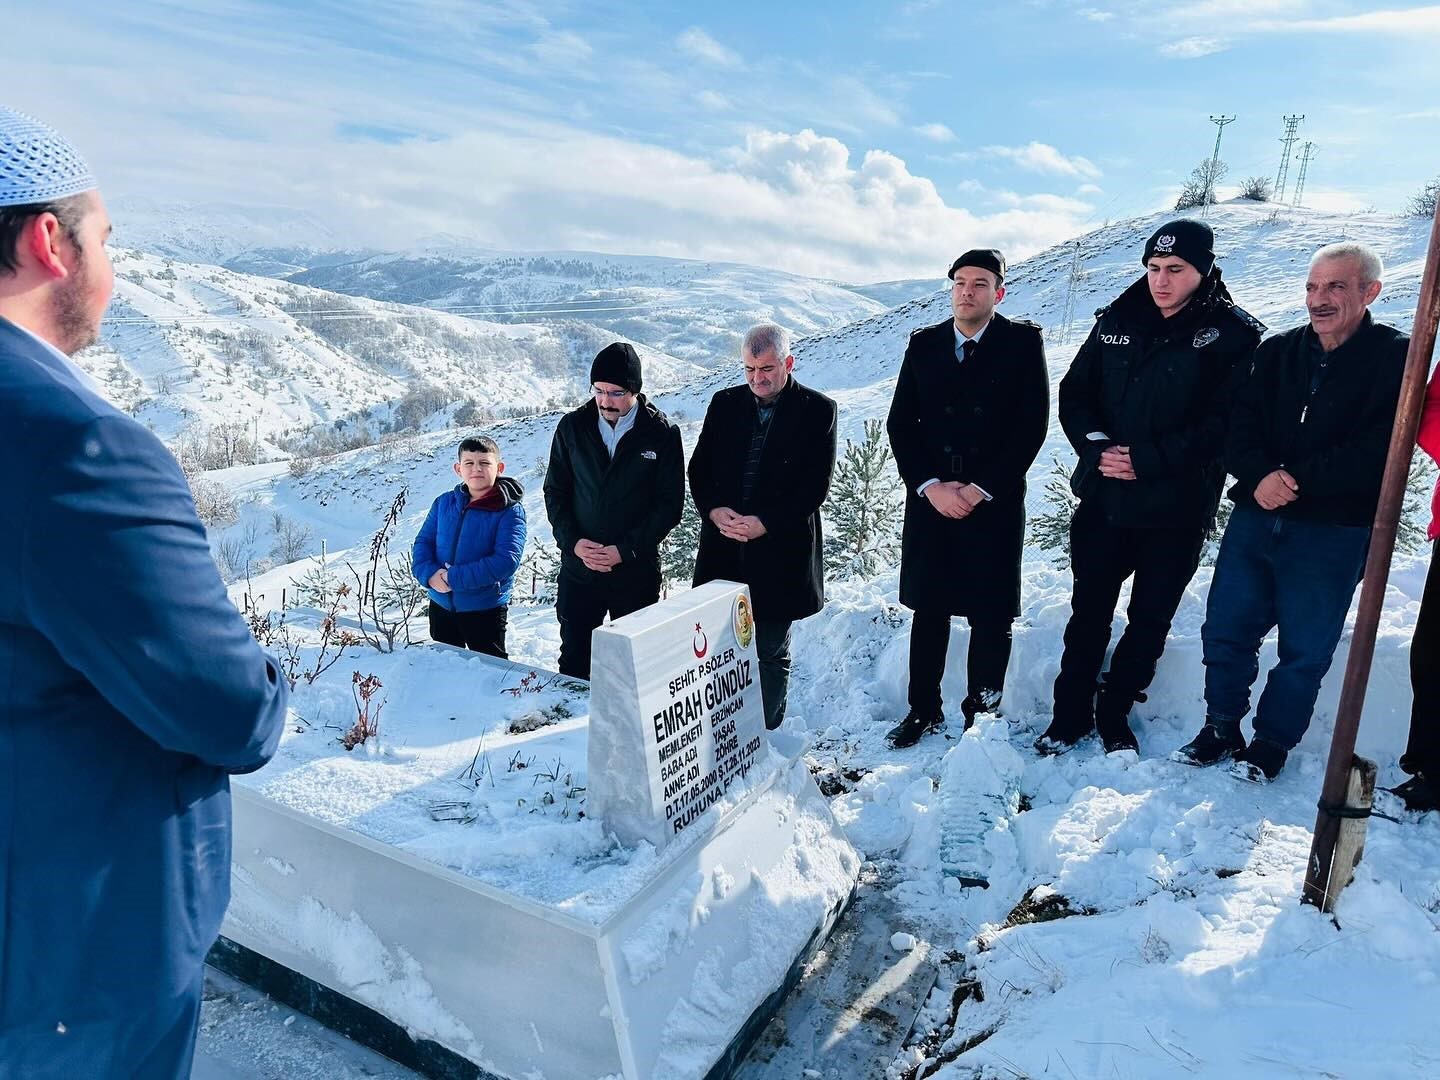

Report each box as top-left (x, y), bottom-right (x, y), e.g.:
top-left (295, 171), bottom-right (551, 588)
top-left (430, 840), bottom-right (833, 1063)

top-left (885, 248), bottom-right (1049, 748)
top-left (544, 342), bottom-right (685, 679)
top-left (690, 323), bottom-right (838, 729)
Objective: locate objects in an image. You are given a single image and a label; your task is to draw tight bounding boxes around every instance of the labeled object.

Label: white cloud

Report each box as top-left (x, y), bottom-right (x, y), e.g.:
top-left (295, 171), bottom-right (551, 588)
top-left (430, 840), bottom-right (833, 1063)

top-left (695, 90), bottom-right (734, 112)
top-left (118, 122), bottom-right (1091, 281)
top-left (915, 122), bottom-right (956, 142)
top-left (968, 142), bottom-right (1102, 180)
top-left (1160, 36), bottom-right (1229, 58)
top-left (1280, 5), bottom-right (1440, 34)
top-left (1076, 182), bottom-right (1104, 196)
top-left (676, 27), bottom-right (742, 67)
top-left (529, 30), bottom-right (592, 66)
top-left (1078, 7), bottom-right (1115, 20)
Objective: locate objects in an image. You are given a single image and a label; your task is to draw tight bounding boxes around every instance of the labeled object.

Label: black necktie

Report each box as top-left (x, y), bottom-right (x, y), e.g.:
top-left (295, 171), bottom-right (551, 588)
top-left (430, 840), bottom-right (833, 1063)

top-left (962, 338), bottom-right (977, 363)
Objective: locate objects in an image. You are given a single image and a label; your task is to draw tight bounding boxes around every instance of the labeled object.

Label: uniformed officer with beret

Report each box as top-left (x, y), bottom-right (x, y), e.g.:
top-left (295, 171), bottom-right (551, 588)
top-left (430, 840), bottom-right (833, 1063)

top-left (885, 248), bottom-right (1050, 748)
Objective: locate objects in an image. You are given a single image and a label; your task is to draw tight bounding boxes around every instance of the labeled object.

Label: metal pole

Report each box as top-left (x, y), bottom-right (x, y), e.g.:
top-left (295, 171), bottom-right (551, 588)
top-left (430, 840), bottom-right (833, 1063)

top-left (1201, 115), bottom-right (1236, 218)
top-left (1302, 202), bottom-right (1440, 909)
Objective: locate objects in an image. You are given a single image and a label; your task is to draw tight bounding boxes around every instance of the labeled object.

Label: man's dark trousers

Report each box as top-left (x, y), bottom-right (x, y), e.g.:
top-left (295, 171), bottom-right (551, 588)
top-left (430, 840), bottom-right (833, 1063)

top-left (1403, 539), bottom-right (1440, 775)
top-left (1053, 499), bottom-right (1207, 715)
top-left (907, 610), bottom-right (1012, 714)
top-left (755, 619), bottom-right (793, 730)
top-left (556, 570), bottom-right (660, 680)
top-left (428, 601), bottom-right (509, 659)
top-left (1202, 505), bottom-right (1369, 748)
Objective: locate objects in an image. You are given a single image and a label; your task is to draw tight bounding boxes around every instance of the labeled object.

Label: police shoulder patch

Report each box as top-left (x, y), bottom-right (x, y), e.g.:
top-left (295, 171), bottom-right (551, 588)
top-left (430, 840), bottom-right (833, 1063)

top-left (1230, 304), bottom-right (1266, 335)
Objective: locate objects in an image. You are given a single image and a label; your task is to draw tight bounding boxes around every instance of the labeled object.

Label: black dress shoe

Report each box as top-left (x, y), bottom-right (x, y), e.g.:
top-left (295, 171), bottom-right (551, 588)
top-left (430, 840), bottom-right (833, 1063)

top-left (960, 688), bottom-right (1003, 731)
top-left (1100, 721), bottom-right (1139, 755)
top-left (1171, 720), bottom-right (1246, 767)
top-left (1095, 691), bottom-right (1138, 755)
top-left (1034, 716), bottom-right (1095, 756)
top-left (887, 708), bottom-right (944, 749)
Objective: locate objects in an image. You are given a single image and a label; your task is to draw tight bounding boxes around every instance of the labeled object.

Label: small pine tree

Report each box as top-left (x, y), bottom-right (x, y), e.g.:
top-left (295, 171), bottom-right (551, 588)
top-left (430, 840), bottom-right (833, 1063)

top-left (824, 419), bottom-right (903, 580)
top-left (661, 497), bottom-right (703, 594)
top-left (517, 542), bottom-right (561, 605)
top-left (1201, 491), bottom-right (1235, 568)
top-left (1399, 452), bottom-right (1438, 555)
top-left (1028, 453), bottom-right (1079, 567)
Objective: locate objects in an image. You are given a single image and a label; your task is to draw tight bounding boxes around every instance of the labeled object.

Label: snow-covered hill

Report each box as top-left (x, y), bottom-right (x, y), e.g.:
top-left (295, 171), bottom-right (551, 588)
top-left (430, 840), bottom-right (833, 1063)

top-left (77, 248), bottom-right (705, 454)
top-left (283, 250), bottom-right (888, 367)
top-left (107, 198), bottom-right (893, 371)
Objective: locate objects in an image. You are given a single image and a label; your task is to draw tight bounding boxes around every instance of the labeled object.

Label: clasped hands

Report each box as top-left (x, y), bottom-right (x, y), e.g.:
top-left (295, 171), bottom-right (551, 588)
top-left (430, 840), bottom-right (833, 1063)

top-left (575, 539), bottom-right (623, 572)
top-left (924, 481), bottom-right (986, 519)
top-left (709, 507), bottom-right (768, 542)
top-left (1098, 445), bottom-right (1137, 481)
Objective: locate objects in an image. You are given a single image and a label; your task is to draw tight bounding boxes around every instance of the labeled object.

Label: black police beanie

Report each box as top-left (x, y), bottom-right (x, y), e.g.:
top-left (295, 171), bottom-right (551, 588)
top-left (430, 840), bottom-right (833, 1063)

top-left (590, 342), bottom-right (643, 394)
top-left (1142, 219), bottom-right (1215, 277)
top-left (948, 248), bottom-right (1007, 285)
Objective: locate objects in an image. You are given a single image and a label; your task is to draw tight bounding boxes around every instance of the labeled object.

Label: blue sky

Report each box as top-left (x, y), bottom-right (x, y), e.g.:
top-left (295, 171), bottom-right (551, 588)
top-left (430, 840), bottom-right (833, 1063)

top-left (4, 0), bottom-right (1437, 281)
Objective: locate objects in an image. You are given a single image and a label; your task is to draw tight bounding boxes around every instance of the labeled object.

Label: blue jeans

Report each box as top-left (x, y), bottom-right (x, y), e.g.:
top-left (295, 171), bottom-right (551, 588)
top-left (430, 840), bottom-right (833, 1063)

top-left (1201, 506), bottom-right (1370, 749)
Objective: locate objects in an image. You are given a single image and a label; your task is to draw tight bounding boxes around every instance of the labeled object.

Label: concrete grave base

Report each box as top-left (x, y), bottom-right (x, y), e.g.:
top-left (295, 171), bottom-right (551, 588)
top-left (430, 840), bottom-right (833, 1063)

top-left (220, 721), bottom-right (858, 1080)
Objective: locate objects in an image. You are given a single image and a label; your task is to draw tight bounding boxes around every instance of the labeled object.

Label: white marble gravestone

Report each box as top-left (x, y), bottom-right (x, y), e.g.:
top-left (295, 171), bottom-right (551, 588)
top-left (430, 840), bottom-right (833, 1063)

top-left (587, 579), bottom-right (769, 849)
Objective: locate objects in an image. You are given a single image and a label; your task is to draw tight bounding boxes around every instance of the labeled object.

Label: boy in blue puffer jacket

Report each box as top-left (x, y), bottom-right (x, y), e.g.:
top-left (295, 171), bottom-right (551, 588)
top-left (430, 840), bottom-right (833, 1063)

top-left (413, 435), bottom-right (527, 657)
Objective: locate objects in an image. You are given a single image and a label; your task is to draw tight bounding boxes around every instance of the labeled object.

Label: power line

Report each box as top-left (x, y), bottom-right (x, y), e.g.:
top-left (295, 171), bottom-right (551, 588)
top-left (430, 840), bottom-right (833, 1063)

top-left (1275, 114), bottom-right (1305, 201)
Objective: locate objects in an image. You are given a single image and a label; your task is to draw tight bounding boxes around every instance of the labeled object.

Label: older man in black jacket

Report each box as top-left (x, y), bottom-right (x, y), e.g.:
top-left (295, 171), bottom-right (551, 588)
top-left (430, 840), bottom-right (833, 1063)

top-left (1176, 242), bottom-right (1409, 782)
top-left (689, 323), bottom-right (838, 729)
top-left (886, 249), bottom-right (1049, 748)
top-left (1038, 219), bottom-right (1264, 756)
top-left (544, 342), bottom-right (685, 679)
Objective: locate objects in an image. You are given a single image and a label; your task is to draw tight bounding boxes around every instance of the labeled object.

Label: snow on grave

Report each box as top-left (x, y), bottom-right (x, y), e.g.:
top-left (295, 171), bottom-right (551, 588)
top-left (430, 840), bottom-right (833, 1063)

top-left (216, 580), bottom-right (859, 1080)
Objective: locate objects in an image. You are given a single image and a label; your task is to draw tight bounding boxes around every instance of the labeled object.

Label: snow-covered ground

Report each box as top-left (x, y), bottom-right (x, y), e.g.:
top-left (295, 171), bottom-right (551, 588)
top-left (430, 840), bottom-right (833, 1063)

top-left (180, 200), bottom-right (1440, 1076)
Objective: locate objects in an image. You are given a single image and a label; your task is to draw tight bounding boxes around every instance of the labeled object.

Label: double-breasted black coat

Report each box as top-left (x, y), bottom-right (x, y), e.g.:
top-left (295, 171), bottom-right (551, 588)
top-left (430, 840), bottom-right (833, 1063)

top-left (689, 377), bottom-right (838, 623)
top-left (886, 313), bottom-right (1049, 619)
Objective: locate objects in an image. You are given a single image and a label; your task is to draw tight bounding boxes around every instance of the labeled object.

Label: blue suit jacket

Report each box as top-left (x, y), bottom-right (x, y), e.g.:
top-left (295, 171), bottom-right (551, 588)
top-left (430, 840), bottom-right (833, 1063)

top-left (0, 318), bottom-right (288, 1064)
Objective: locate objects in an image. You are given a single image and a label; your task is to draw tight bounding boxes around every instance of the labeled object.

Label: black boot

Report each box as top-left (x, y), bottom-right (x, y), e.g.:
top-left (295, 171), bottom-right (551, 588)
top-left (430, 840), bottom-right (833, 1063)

top-left (1172, 719), bottom-right (1246, 767)
top-left (1036, 680), bottom-right (1097, 755)
top-left (887, 707), bottom-right (944, 749)
top-left (960, 687), bottom-right (1003, 731)
top-left (1095, 689), bottom-right (1139, 755)
top-left (1231, 737), bottom-right (1288, 783)
top-left (1391, 772), bottom-right (1440, 813)
top-left (1035, 712), bottom-right (1096, 756)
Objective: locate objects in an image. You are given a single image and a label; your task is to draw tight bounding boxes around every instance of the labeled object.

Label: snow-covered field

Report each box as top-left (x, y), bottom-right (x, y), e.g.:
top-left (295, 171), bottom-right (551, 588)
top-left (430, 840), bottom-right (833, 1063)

top-left (180, 200), bottom-right (1440, 1077)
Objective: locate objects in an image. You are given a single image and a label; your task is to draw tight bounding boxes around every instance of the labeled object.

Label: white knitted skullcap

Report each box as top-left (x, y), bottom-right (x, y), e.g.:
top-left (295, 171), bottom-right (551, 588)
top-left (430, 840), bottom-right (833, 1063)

top-left (0, 106), bottom-right (97, 208)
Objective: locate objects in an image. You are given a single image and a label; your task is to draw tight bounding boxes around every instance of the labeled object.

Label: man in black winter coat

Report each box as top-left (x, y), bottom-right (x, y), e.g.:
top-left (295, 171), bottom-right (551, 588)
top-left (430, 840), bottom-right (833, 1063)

top-left (689, 324), bottom-right (838, 729)
top-left (1176, 242), bottom-right (1409, 782)
top-left (543, 342), bottom-right (685, 679)
top-left (886, 248), bottom-right (1050, 748)
top-left (1037, 219), bottom-right (1264, 756)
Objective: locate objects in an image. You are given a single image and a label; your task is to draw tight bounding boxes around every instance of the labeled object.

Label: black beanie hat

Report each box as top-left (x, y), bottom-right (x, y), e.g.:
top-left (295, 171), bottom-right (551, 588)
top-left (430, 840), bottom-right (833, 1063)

top-left (1142, 219), bottom-right (1215, 277)
top-left (590, 342), bottom-right (643, 394)
top-left (948, 248), bottom-right (1006, 285)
